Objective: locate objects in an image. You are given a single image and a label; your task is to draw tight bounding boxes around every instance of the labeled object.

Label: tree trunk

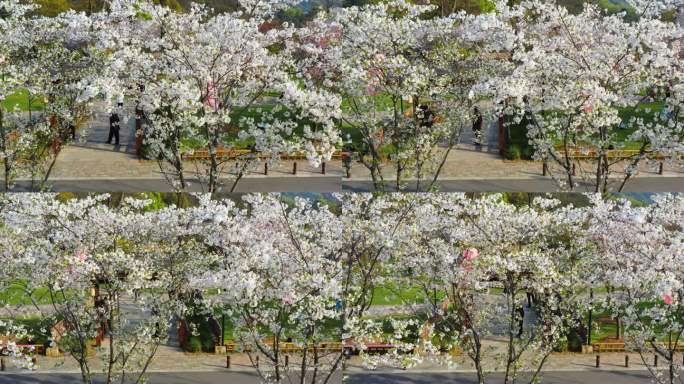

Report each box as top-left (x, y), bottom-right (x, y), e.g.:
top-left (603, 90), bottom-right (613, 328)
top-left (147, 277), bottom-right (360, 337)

top-left (0, 109), bottom-right (9, 191)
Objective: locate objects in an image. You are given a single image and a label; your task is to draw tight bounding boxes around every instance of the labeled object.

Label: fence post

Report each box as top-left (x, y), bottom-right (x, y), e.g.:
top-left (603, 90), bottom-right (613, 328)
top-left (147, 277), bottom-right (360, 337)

top-left (293, 162), bottom-right (297, 175)
top-left (659, 162), bottom-right (664, 175)
top-left (226, 355), bottom-right (231, 369)
top-left (264, 163), bottom-right (268, 176)
top-left (625, 355), bottom-right (629, 368)
top-left (654, 354), bottom-right (658, 367)
top-left (543, 161), bottom-right (548, 176)
top-left (256, 355), bottom-right (259, 368)
top-left (596, 355), bottom-right (600, 368)
top-left (285, 355), bottom-right (289, 366)
top-left (322, 162), bottom-right (326, 175)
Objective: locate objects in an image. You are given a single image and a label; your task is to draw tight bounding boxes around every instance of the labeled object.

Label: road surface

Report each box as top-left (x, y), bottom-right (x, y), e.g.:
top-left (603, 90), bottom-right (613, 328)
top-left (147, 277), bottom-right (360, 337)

top-left (5, 175), bottom-right (683, 193)
top-left (0, 370), bottom-right (655, 383)
top-left (342, 177), bottom-right (684, 193)
top-left (7, 177), bottom-right (343, 193)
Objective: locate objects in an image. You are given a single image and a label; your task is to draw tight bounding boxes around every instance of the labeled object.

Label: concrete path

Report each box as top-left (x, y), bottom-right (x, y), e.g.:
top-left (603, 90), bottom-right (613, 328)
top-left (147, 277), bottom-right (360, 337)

top-left (8, 176), bottom-right (343, 192)
top-left (0, 370), bottom-right (657, 384)
top-left (74, 104), bottom-right (138, 155)
top-left (457, 120), bottom-right (500, 154)
top-left (3, 107), bottom-right (684, 192)
top-left (346, 370), bottom-right (655, 384)
top-left (342, 176), bottom-right (684, 193)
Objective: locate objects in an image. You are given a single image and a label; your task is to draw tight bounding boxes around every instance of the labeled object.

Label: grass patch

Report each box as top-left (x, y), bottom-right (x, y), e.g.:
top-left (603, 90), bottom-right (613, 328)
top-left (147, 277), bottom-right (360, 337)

top-left (371, 286), bottom-right (437, 306)
top-left (1, 90), bottom-right (44, 112)
top-left (0, 286), bottom-right (57, 306)
top-left (549, 102), bottom-right (669, 151)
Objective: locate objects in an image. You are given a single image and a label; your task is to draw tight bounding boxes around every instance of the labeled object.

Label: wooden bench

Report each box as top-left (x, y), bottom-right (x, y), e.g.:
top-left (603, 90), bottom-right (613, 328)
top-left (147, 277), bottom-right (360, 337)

top-left (182, 149), bottom-right (351, 162)
top-left (593, 342), bottom-right (684, 353)
top-left (593, 342), bottom-right (626, 353)
top-left (182, 149), bottom-right (252, 161)
top-left (556, 146), bottom-right (683, 161)
top-left (365, 343), bottom-right (396, 353)
top-left (342, 340), bottom-right (406, 354)
top-left (318, 342), bottom-right (344, 352)
top-left (222, 341), bottom-right (344, 354)
top-left (540, 147), bottom-right (684, 176)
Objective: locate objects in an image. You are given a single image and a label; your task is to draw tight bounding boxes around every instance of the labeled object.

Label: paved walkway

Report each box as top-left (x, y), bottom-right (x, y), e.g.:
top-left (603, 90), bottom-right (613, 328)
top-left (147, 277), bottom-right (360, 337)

top-left (3, 107), bottom-right (684, 191)
top-left (1, 344), bottom-right (667, 375)
top-left (0, 370), bottom-right (657, 384)
top-left (44, 102), bottom-right (346, 181)
top-left (50, 104), bottom-right (157, 179)
top-left (458, 120), bottom-right (500, 153)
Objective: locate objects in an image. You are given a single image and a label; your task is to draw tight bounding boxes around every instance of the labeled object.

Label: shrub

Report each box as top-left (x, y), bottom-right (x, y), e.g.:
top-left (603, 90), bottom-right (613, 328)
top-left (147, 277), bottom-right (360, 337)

top-left (521, 145), bottom-right (535, 160)
top-left (567, 330), bottom-right (584, 352)
top-left (186, 336), bottom-right (202, 353)
top-left (201, 336), bottom-right (215, 352)
top-left (506, 144), bottom-right (521, 160)
top-left (553, 337), bottom-right (568, 352)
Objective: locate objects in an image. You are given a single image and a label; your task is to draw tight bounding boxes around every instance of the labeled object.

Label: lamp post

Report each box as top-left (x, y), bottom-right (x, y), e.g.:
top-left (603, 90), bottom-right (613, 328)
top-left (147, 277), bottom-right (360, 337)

top-left (221, 313), bottom-right (225, 346)
top-left (587, 288), bottom-right (593, 346)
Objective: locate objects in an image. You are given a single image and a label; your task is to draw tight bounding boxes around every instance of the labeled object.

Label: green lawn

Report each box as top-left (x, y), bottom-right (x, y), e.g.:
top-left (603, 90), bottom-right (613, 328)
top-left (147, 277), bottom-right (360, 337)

top-left (1, 90), bottom-right (44, 112)
top-left (0, 286), bottom-right (56, 306)
top-left (218, 318), bottom-right (343, 345)
top-left (589, 305), bottom-right (679, 344)
top-left (371, 286), bottom-right (442, 306)
top-left (547, 101), bottom-right (669, 151)
top-left (592, 318), bottom-right (619, 343)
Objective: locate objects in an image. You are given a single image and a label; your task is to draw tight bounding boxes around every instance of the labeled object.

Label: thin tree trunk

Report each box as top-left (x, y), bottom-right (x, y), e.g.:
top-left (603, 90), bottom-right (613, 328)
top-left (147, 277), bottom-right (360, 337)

top-left (172, 147), bottom-right (187, 190)
top-left (0, 108), bottom-right (8, 190)
top-left (504, 279), bottom-right (517, 384)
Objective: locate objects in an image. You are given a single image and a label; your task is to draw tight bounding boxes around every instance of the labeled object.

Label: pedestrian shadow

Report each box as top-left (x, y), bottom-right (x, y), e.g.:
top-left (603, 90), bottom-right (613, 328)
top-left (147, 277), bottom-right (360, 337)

top-left (454, 145), bottom-right (500, 155)
top-left (69, 142), bottom-right (138, 156)
top-left (517, 170), bottom-right (549, 178)
top-left (0, 374), bottom-right (80, 384)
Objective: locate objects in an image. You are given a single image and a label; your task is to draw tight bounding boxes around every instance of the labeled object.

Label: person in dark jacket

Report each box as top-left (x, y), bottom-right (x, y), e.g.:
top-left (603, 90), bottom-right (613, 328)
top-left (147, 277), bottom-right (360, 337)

top-left (418, 104), bottom-right (435, 130)
top-left (472, 106), bottom-right (484, 145)
top-left (108, 113), bottom-right (120, 146)
top-left (517, 304), bottom-right (525, 338)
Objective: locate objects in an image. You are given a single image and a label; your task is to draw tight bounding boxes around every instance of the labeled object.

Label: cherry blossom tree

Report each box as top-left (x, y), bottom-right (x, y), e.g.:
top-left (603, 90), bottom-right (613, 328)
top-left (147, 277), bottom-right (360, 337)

top-left (1, 190), bottom-right (682, 384)
top-left (487, 0), bottom-right (683, 192)
top-left (103, 0), bottom-right (341, 193)
top-left (586, 193), bottom-right (684, 384)
top-left (293, 0), bottom-right (505, 191)
top-left (333, 192), bottom-right (427, 368)
top-left (0, 1), bottom-right (108, 190)
top-left (0, 0), bottom-right (44, 190)
top-left (192, 193), bottom-right (347, 383)
top-left (0, 193), bottom-right (209, 384)
top-left (0, 201), bottom-right (39, 370)
top-left (380, 193), bottom-right (591, 383)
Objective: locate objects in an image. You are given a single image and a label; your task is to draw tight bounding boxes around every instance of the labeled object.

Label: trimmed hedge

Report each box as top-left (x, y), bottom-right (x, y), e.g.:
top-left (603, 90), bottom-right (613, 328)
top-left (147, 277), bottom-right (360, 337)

top-left (503, 112), bottom-right (535, 160)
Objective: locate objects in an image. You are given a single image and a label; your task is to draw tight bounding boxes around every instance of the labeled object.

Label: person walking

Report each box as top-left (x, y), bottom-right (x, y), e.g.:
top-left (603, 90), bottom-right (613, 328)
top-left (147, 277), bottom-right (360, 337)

top-left (418, 104), bottom-right (435, 130)
top-left (472, 106), bottom-right (484, 145)
top-left (516, 304), bottom-right (525, 338)
top-left (108, 112), bottom-right (120, 146)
